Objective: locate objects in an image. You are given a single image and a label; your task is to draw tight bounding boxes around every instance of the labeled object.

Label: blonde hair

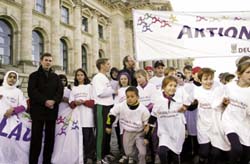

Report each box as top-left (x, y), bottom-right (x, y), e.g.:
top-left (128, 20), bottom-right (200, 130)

top-left (237, 61), bottom-right (250, 76)
top-left (135, 69), bottom-right (148, 80)
top-left (164, 67), bottom-right (176, 76)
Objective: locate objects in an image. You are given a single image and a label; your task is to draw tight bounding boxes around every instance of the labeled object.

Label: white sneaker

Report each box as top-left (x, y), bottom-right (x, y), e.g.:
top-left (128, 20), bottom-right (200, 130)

top-left (101, 156), bottom-right (110, 164)
top-left (154, 154), bottom-right (160, 164)
top-left (128, 157), bottom-right (134, 164)
top-left (118, 155), bottom-right (128, 163)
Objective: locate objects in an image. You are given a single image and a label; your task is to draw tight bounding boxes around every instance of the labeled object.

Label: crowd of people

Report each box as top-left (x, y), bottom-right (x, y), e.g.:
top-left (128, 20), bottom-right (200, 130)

top-left (0, 53), bottom-right (250, 164)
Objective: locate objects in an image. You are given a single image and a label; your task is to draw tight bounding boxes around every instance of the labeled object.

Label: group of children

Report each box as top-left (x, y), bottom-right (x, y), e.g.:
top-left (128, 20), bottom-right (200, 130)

top-left (0, 55), bottom-right (250, 164)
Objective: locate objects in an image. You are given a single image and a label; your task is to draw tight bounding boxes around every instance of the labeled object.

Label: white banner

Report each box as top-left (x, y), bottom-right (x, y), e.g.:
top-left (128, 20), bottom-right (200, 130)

top-left (133, 10), bottom-right (250, 61)
top-left (52, 107), bottom-right (83, 164)
top-left (0, 99), bottom-right (31, 164)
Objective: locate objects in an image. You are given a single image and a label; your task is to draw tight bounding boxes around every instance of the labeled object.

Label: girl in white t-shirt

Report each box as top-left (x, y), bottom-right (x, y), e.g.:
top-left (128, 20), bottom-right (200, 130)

top-left (58, 74), bottom-right (71, 113)
top-left (215, 61), bottom-right (250, 164)
top-left (135, 69), bottom-right (159, 163)
top-left (145, 76), bottom-right (188, 164)
top-left (69, 68), bottom-right (95, 163)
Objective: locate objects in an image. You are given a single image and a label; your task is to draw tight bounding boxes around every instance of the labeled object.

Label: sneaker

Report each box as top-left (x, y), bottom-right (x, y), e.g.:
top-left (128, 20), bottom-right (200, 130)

top-left (119, 155), bottom-right (128, 163)
top-left (154, 154), bottom-right (160, 164)
top-left (86, 158), bottom-right (93, 164)
top-left (105, 154), bottom-right (116, 161)
top-left (101, 157), bottom-right (110, 164)
top-left (128, 157), bottom-right (134, 164)
top-left (96, 160), bottom-right (102, 164)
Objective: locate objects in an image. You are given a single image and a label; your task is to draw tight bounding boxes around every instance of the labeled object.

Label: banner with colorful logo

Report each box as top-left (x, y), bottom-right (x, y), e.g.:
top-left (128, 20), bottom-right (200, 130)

top-left (52, 107), bottom-right (83, 164)
top-left (133, 10), bottom-right (250, 61)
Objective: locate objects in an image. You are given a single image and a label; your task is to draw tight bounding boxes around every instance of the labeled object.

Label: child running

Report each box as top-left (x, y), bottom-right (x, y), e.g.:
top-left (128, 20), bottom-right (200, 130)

top-left (106, 86), bottom-right (150, 164)
top-left (145, 76), bottom-right (188, 164)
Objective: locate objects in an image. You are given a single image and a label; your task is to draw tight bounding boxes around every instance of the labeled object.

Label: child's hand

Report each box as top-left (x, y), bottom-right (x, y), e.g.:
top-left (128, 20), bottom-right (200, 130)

top-left (106, 128), bottom-right (112, 134)
top-left (4, 107), bottom-right (14, 118)
top-left (144, 124), bottom-right (150, 134)
top-left (144, 139), bottom-right (149, 145)
top-left (178, 105), bottom-right (187, 113)
top-left (75, 100), bottom-right (85, 106)
top-left (222, 98), bottom-right (230, 106)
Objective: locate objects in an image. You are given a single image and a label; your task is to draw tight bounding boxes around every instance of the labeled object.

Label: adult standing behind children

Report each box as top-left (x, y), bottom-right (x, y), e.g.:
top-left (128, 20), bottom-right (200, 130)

top-left (28, 53), bottom-right (63, 164)
top-left (120, 55), bottom-right (137, 86)
top-left (92, 58), bottom-right (115, 164)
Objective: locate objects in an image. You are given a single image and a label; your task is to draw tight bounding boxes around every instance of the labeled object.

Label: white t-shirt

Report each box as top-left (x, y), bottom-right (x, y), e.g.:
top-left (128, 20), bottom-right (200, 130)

top-left (149, 76), bottom-right (164, 91)
top-left (58, 87), bottom-right (71, 114)
top-left (0, 86), bottom-right (27, 110)
top-left (69, 84), bottom-right (94, 127)
top-left (218, 81), bottom-right (250, 146)
top-left (92, 73), bottom-right (114, 106)
top-left (114, 86), bottom-right (129, 104)
top-left (194, 84), bottom-right (231, 150)
top-left (137, 83), bottom-right (159, 107)
top-left (109, 101), bottom-right (150, 132)
top-left (152, 88), bottom-right (188, 154)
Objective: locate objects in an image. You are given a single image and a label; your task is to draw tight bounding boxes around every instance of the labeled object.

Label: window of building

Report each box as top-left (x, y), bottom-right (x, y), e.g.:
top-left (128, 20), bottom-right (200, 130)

top-left (0, 20), bottom-right (12, 65)
top-left (61, 6), bottom-right (69, 24)
top-left (98, 49), bottom-right (104, 58)
top-left (60, 39), bottom-right (68, 72)
top-left (98, 24), bottom-right (104, 39)
top-left (82, 17), bottom-right (88, 32)
top-left (36, 0), bottom-right (45, 13)
top-left (82, 46), bottom-right (87, 71)
top-left (32, 30), bottom-right (44, 65)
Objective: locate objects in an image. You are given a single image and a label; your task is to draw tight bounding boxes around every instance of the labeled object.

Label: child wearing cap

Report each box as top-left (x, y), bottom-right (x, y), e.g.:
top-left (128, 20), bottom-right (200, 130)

top-left (144, 66), bottom-right (154, 80)
top-left (149, 61), bottom-right (165, 91)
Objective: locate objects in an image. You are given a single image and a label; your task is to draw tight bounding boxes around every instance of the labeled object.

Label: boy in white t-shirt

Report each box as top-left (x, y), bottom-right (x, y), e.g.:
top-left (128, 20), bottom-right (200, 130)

top-left (106, 86), bottom-right (150, 164)
top-left (92, 58), bottom-right (114, 164)
top-left (149, 60), bottom-right (165, 91)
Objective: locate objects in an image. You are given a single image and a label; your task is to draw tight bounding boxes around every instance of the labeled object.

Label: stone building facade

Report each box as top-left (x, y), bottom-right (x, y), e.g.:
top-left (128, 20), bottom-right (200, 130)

top-left (0, 0), bottom-right (191, 96)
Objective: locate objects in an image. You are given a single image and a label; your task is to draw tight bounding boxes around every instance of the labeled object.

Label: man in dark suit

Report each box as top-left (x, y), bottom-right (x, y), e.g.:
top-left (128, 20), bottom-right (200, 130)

top-left (28, 53), bottom-right (63, 164)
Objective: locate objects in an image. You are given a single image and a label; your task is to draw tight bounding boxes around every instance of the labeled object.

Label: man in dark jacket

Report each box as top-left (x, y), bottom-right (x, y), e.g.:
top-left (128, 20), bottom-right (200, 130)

top-left (28, 53), bottom-right (63, 164)
top-left (119, 55), bottom-right (137, 86)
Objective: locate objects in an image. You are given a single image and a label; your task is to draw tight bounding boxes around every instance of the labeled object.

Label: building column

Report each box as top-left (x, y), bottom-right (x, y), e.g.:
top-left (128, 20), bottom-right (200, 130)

top-left (90, 13), bottom-right (99, 74)
top-left (20, 0), bottom-right (33, 65)
top-left (110, 10), bottom-right (126, 68)
top-left (51, 0), bottom-right (61, 69)
top-left (73, 3), bottom-right (82, 71)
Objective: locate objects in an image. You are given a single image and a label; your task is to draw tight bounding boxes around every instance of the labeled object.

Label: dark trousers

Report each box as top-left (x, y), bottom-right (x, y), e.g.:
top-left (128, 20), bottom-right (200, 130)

top-left (29, 120), bottom-right (56, 164)
top-left (94, 104), bottom-right (113, 160)
top-left (181, 135), bottom-right (199, 162)
top-left (159, 146), bottom-right (181, 164)
top-left (227, 133), bottom-right (250, 164)
top-left (82, 127), bottom-right (96, 161)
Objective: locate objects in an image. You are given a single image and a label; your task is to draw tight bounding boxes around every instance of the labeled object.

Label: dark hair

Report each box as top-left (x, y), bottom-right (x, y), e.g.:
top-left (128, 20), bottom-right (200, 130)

top-left (110, 67), bottom-right (119, 80)
top-left (118, 72), bottom-right (131, 87)
top-left (96, 58), bottom-right (109, 70)
top-left (122, 55), bottom-right (129, 68)
top-left (198, 68), bottom-right (215, 81)
top-left (59, 74), bottom-right (71, 90)
top-left (125, 86), bottom-right (139, 97)
top-left (59, 74), bottom-right (68, 86)
top-left (183, 65), bottom-right (192, 72)
top-left (74, 68), bottom-right (90, 86)
top-left (40, 52), bottom-right (52, 60)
